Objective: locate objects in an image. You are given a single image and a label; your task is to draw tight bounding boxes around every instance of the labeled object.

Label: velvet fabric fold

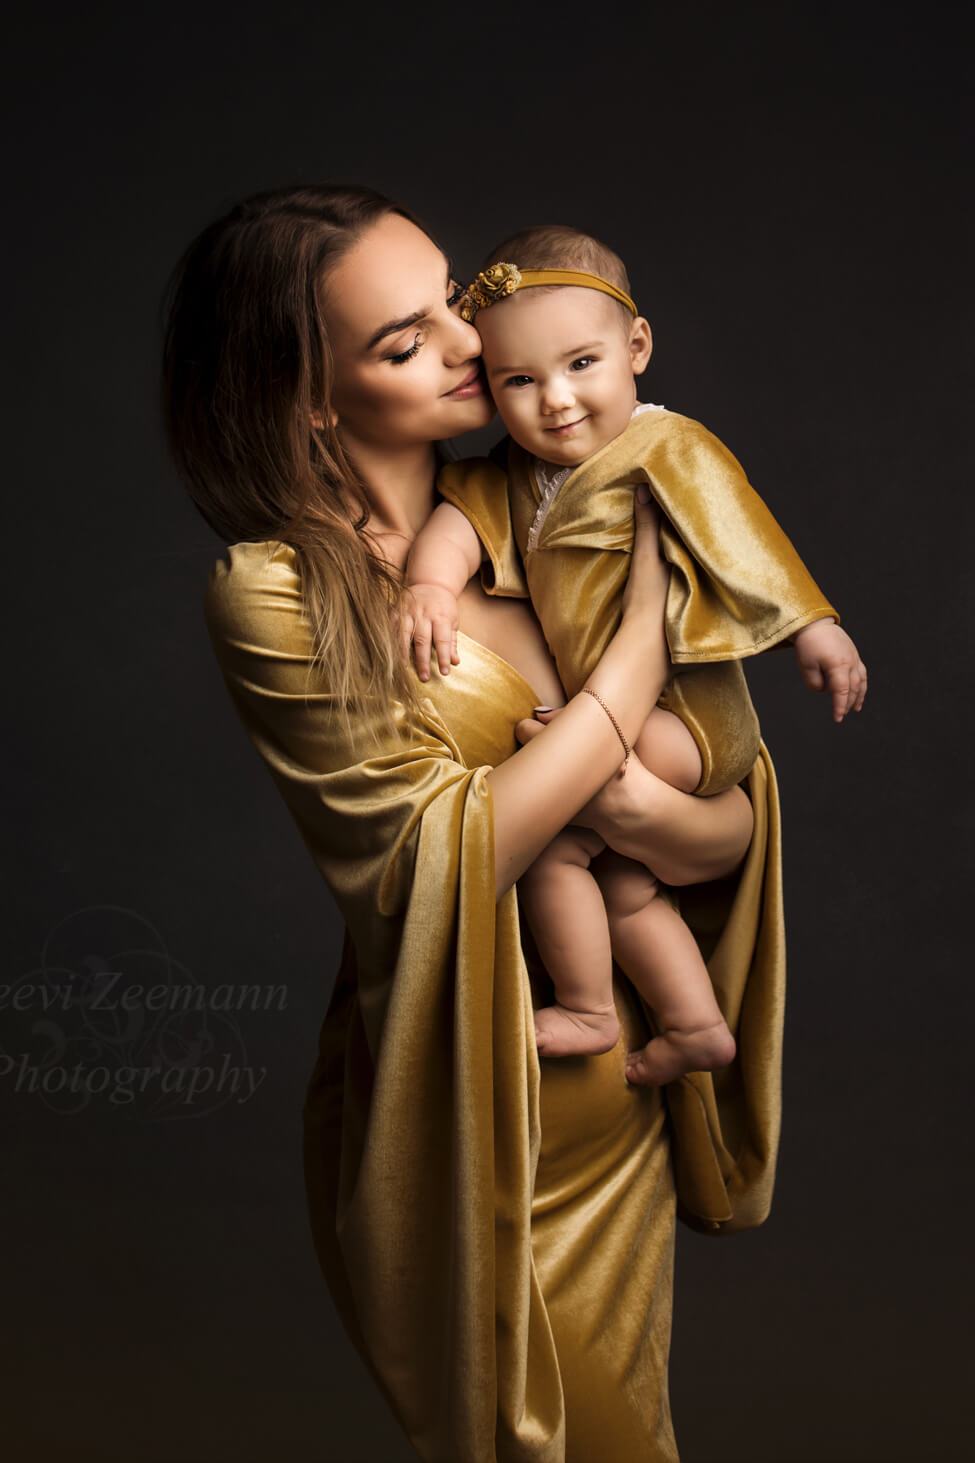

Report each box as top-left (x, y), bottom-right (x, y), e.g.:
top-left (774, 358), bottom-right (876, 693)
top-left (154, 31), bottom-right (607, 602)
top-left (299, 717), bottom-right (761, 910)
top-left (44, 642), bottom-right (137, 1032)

top-left (437, 407), bottom-right (840, 796)
top-left (205, 542), bottom-right (565, 1459)
top-left (203, 530), bottom-right (793, 1459)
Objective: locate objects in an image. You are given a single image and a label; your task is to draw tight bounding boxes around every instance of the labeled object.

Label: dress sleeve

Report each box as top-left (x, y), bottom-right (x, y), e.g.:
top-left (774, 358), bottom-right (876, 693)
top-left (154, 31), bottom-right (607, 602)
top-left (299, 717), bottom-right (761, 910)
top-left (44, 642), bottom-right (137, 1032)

top-left (437, 457), bottom-right (530, 599)
top-left (642, 413), bottom-right (842, 663)
top-left (203, 541), bottom-right (563, 1461)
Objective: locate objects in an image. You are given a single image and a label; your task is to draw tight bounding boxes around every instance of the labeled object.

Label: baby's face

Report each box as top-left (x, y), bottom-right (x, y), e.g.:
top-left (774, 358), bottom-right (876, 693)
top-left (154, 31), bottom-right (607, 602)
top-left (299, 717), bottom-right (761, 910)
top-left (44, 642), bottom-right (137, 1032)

top-left (477, 287), bottom-right (652, 466)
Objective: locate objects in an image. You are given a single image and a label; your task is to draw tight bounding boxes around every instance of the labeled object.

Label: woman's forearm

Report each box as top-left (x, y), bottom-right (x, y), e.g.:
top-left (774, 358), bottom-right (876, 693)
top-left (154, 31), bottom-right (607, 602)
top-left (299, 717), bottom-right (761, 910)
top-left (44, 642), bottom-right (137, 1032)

top-left (486, 615), bottom-right (671, 899)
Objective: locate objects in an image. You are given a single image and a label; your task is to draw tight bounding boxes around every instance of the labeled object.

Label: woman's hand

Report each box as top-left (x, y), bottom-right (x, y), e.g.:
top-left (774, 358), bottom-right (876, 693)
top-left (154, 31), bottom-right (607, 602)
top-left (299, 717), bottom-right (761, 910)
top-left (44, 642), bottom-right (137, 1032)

top-left (491, 485), bottom-right (675, 898)
top-left (511, 482), bottom-right (673, 828)
top-left (621, 484), bottom-right (669, 623)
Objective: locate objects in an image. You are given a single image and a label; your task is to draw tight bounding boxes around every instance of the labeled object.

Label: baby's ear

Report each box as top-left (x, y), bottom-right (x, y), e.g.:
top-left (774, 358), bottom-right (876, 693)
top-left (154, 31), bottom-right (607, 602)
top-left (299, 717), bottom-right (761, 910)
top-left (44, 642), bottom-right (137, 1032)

top-left (629, 316), bottom-right (653, 375)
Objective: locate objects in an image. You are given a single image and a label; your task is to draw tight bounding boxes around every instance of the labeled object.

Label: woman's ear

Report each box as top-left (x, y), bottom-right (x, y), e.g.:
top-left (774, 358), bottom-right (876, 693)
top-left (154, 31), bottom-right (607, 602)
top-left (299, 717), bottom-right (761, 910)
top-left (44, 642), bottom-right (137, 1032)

top-left (310, 407), bottom-right (339, 431)
top-left (629, 317), bottom-right (653, 376)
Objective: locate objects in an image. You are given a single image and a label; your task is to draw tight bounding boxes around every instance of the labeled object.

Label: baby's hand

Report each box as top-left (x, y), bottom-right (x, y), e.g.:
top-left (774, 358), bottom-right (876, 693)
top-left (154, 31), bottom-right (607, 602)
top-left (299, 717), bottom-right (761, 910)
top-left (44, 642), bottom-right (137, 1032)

top-left (793, 619), bottom-right (868, 723)
top-left (401, 582), bottom-right (461, 682)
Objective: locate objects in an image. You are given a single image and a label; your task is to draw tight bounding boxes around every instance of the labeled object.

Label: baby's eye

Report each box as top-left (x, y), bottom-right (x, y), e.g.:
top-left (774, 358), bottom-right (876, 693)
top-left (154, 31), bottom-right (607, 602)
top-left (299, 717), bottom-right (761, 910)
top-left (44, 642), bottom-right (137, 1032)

top-left (504, 374), bottom-right (533, 388)
top-left (569, 356), bottom-right (597, 371)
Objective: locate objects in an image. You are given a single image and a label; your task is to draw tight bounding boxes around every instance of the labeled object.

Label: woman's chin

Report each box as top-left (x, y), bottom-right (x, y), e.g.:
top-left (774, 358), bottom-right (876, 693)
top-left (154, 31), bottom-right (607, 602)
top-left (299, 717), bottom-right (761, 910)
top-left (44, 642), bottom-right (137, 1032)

top-left (439, 395), bottom-right (495, 438)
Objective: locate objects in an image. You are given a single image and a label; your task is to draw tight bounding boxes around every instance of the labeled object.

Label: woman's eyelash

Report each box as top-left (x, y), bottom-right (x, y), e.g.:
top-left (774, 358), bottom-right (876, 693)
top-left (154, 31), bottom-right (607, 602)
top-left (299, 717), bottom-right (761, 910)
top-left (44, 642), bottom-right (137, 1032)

top-left (388, 333), bottom-right (423, 365)
top-left (388, 287), bottom-right (465, 365)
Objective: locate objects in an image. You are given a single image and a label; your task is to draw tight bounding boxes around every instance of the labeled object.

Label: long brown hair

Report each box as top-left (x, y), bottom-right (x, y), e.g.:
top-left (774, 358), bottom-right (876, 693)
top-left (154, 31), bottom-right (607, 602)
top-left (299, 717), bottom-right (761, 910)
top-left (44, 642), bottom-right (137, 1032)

top-left (161, 183), bottom-right (435, 746)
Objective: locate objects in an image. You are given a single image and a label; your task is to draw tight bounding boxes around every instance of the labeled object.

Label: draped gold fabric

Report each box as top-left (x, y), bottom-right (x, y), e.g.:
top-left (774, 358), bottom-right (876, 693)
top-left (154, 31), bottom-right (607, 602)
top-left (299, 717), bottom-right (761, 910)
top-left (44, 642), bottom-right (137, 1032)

top-left (203, 522), bottom-right (806, 1460)
top-left (438, 407), bottom-right (840, 796)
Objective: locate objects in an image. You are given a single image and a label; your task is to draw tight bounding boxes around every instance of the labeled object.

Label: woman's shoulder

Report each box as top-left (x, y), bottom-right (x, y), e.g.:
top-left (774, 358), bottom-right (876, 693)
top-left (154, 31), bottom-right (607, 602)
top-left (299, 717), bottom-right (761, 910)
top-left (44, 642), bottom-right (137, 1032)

top-left (203, 538), bottom-right (307, 654)
top-left (207, 538), bottom-right (299, 592)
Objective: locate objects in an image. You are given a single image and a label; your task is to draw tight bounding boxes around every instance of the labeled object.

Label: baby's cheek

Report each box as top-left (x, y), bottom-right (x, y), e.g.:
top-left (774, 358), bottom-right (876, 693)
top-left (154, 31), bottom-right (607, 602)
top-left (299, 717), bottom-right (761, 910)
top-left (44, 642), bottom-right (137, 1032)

top-left (595, 390), bottom-right (640, 444)
top-left (494, 394), bottom-right (525, 430)
top-left (495, 400), bottom-right (538, 452)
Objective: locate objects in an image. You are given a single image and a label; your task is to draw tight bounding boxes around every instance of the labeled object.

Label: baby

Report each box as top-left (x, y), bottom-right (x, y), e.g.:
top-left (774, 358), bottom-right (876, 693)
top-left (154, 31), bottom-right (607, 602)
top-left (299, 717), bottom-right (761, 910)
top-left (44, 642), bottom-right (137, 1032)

top-left (404, 225), bottom-right (864, 1087)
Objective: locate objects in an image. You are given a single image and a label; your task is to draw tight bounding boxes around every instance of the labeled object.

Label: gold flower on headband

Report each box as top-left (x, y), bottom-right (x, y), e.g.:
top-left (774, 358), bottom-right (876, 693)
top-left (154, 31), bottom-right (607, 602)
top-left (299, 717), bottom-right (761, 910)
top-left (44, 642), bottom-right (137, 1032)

top-left (460, 262), bottom-right (522, 322)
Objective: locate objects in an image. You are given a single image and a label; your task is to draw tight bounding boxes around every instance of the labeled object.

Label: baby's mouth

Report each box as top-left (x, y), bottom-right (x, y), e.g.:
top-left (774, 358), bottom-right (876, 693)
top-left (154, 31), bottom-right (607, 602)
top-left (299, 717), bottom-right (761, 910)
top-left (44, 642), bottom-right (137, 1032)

top-left (545, 416), bottom-right (589, 435)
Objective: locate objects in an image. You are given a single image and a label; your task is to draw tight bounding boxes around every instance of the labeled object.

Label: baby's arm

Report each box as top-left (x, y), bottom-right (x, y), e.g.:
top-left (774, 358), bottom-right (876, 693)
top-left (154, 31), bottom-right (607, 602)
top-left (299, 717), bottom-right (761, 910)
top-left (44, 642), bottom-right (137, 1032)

top-left (403, 502), bottom-right (483, 681)
top-left (790, 617), bottom-right (868, 722)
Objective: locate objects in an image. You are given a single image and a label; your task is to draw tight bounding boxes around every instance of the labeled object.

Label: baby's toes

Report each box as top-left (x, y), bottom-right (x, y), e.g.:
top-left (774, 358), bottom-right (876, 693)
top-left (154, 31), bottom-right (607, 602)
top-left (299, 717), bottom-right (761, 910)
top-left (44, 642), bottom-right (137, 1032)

top-left (624, 1048), bottom-right (653, 1086)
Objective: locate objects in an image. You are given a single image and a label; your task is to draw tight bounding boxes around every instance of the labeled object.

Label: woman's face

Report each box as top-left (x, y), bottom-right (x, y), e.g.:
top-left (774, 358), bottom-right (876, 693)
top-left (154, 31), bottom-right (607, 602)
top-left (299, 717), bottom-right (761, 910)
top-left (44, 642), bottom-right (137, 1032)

top-left (322, 213), bottom-right (493, 448)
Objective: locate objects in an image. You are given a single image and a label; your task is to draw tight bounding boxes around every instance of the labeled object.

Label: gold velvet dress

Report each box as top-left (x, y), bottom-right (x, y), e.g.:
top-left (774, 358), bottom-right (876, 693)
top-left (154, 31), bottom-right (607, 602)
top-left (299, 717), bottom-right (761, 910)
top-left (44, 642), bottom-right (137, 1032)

top-left (203, 467), bottom-right (836, 1458)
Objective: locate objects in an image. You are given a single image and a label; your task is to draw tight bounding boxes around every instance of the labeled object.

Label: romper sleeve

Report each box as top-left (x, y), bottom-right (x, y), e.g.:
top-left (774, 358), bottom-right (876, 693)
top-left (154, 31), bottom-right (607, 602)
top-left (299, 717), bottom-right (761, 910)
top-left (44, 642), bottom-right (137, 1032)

top-left (437, 456), bottom-right (531, 599)
top-left (203, 541), bottom-right (564, 1463)
top-left (636, 412), bottom-right (842, 662)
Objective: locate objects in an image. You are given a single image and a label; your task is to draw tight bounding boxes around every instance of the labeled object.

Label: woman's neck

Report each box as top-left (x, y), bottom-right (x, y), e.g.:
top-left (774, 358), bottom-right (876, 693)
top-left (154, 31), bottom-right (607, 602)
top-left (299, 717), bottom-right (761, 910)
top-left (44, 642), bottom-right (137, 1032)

top-left (339, 435), bottom-right (439, 568)
top-left (336, 430), bottom-right (439, 567)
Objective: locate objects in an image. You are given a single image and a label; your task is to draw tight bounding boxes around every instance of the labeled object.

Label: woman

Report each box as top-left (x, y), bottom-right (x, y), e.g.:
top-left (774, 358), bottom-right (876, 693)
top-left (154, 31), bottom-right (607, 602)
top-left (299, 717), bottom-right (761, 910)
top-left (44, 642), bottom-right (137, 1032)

top-left (162, 185), bottom-right (807, 1462)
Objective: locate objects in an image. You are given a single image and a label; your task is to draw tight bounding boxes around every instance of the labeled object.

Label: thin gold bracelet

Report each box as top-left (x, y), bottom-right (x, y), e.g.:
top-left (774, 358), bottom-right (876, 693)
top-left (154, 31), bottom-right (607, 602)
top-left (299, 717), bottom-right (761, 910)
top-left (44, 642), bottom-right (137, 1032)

top-left (581, 686), bottom-right (631, 773)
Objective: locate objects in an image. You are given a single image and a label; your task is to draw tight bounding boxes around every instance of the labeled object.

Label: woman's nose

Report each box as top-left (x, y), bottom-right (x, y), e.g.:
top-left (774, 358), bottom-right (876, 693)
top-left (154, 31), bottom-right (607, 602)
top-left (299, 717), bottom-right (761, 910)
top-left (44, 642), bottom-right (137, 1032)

top-left (443, 312), bottom-right (482, 364)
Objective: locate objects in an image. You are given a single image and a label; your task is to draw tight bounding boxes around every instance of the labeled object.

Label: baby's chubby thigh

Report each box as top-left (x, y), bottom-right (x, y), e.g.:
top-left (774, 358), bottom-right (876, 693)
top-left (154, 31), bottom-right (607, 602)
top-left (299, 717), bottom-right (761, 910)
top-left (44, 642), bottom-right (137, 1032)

top-left (521, 823), bottom-right (608, 885)
top-left (633, 706), bottom-right (704, 794)
top-left (591, 847), bottom-right (662, 920)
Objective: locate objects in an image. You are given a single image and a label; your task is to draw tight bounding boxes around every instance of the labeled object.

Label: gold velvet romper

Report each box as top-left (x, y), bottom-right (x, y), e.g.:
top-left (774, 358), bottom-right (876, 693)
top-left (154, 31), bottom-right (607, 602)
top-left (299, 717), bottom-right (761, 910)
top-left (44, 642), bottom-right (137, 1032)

top-left (204, 527), bottom-right (821, 1461)
top-left (437, 406), bottom-right (841, 796)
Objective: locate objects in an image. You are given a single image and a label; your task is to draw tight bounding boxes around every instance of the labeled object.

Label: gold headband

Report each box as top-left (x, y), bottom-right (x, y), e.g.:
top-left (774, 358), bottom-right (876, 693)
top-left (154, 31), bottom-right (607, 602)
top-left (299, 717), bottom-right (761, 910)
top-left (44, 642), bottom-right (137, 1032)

top-left (459, 262), bottom-right (638, 323)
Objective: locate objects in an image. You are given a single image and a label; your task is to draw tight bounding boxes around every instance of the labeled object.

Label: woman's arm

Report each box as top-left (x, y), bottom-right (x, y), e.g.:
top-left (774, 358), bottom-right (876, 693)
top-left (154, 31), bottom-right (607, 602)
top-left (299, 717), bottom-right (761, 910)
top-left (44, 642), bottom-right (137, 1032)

top-left (486, 486), bottom-right (671, 898)
top-left (205, 512), bottom-right (669, 908)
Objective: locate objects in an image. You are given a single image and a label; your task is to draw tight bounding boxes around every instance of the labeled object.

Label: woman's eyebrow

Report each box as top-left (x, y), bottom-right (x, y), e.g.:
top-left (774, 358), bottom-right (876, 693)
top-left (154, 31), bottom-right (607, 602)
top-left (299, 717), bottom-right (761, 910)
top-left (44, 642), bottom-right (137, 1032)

top-left (366, 308), bottom-right (427, 351)
top-left (365, 257), bottom-right (455, 352)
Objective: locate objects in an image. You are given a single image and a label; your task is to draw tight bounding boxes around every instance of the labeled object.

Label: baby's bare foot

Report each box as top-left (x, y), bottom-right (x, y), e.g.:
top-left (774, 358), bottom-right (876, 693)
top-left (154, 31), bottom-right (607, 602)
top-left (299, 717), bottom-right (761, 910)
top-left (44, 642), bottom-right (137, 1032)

top-left (534, 1001), bottom-right (620, 1058)
top-left (624, 1019), bottom-right (736, 1087)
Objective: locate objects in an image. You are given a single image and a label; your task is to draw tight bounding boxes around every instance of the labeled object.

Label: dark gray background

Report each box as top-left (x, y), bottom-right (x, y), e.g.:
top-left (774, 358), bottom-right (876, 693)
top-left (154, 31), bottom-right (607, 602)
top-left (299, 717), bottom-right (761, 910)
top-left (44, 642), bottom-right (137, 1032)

top-left (5, 4), bottom-right (971, 1460)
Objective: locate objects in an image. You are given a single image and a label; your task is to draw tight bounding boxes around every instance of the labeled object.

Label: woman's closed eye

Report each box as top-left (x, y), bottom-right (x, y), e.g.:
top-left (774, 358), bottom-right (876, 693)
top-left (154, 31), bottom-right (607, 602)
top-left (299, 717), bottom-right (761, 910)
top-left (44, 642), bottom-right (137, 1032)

top-left (388, 333), bottom-right (424, 365)
top-left (386, 283), bottom-right (467, 365)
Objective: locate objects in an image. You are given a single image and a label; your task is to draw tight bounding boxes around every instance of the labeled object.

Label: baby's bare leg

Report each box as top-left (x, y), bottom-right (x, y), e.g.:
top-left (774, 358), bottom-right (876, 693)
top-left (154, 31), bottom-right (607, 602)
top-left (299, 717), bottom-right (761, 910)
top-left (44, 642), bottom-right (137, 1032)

top-left (594, 851), bottom-right (736, 1086)
top-left (633, 707), bottom-right (703, 795)
top-left (520, 826), bottom-right (621, 1058)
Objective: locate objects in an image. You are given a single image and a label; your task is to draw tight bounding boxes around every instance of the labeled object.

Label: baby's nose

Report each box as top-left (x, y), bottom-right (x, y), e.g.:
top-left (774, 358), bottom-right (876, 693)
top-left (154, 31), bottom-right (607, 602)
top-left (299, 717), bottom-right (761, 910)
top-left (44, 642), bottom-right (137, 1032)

top-left (540, 383), bottom-right (575, 412)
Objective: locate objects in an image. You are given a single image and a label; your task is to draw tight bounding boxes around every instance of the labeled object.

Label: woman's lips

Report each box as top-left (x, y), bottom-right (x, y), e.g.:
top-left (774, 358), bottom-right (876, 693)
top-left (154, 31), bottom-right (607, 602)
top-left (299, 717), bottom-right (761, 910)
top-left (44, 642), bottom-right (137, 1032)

top-left (445, 367), bottom-right (484, 399)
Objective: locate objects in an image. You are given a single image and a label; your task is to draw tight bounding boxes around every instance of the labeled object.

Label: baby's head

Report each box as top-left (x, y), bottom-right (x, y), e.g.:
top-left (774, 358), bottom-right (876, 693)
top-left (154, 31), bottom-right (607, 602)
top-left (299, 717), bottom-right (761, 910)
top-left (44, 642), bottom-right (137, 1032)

top-left (466, 225), bottom-right (653, 467)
